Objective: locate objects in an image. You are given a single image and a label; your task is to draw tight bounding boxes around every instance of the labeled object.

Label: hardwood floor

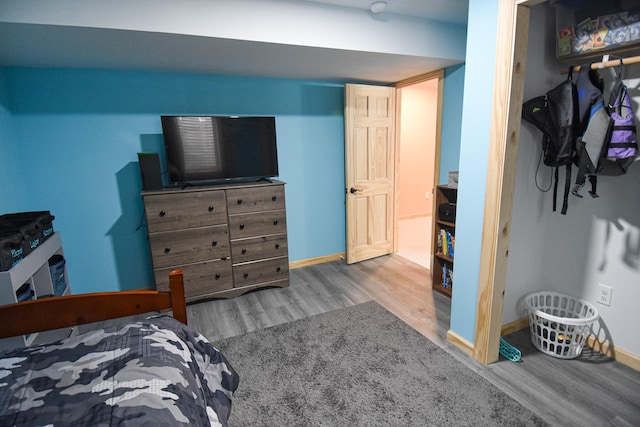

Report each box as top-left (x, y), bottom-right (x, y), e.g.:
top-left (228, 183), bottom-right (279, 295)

top-left (187, 254), bottom-right (640, 427)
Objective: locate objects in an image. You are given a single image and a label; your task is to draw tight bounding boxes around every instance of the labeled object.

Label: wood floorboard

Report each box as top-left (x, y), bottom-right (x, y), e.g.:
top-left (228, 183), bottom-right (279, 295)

top-left (185, 254), bottom-right (640, 427)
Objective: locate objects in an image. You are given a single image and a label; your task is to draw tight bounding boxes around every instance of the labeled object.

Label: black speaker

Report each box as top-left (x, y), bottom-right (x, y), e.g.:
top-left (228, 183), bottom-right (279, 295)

top-left (137, 152), bottom-right (163, 191)
top-left (438, 203), bottom-right (456, 222)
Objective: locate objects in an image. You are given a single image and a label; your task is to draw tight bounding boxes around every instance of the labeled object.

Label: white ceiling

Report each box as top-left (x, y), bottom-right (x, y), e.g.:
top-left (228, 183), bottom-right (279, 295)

top-left (0, 0), bottom-right (469, 84)
top-left (303, 0), bottom-right (469, 24)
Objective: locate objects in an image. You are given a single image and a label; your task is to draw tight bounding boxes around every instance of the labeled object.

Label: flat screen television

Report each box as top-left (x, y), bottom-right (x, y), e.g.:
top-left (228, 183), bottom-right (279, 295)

top-left (161, 115), bottom-right (279, 186)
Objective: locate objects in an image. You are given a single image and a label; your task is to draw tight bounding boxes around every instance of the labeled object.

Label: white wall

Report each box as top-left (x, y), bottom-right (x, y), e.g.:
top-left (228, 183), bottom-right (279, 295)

top-left (0, 0), bottom-right (467, 60)
top-left (504, 3), bottom-right (640, 357)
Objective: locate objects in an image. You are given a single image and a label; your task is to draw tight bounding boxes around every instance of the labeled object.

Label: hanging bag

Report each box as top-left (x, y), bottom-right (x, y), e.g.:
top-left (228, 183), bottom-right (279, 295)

top-left (605, 61), bottom-right (638, 163)
top-left (574, 60), bottom-right (638, 197)
top-left (572, 64), bottom-right (611, 198)
top-left (522, 72), bottom-right (579, 214)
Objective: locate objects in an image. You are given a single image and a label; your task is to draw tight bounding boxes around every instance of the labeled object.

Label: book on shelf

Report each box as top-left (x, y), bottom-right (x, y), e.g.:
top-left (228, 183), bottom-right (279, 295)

top-left (442, 264), bottom-right (453, 288)
top-left (437, 229), bottom-right (455, 257)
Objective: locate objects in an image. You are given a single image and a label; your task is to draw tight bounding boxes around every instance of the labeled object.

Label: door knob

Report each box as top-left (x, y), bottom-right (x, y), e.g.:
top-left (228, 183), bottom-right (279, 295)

top-left (350, 187), bottom-right (362, 194)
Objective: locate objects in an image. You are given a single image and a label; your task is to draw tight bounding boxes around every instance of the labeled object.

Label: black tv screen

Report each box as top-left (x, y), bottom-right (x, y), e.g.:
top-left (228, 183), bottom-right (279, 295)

top-left (161, 115), bottom-right (279, 185)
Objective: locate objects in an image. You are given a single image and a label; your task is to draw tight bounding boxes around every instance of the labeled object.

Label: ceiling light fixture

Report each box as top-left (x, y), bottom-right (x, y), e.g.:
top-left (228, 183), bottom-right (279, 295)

top-left (369, 1), bottom-right (387, 14)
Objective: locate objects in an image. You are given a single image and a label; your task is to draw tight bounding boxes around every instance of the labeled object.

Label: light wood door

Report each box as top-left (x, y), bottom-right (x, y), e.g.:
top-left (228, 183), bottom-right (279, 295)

top-left (345, 84), bottom-right (396, 264)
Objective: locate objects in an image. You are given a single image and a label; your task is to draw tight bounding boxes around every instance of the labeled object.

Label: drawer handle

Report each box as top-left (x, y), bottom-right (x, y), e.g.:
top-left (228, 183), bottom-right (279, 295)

top-left (212, 240), bottom-right (218, 247)
top-left (276, 267), bottom-right (281, 272)
top-left (272, 195), bottom-right (277, 201)
top-left (237, 198), bottom-right (243, 205)
top-left (239, 224), bottom-right (245, 230)
top-left (159, 210), bottom-right (166, 217)
top-left (241, 249), bottom-right (247, 254)
top-left (215, 273), bottom-right (221, 280)
top-left (273, 220), bottom-right (278, 226)
top-left (243, 273), bottom-right (249, 278)
top-left (208, 206), bottom-right (214, 212)
top-left (275, 244), bottom-right (280, 249)
top-left (164, 247), bottom-right (171, 254)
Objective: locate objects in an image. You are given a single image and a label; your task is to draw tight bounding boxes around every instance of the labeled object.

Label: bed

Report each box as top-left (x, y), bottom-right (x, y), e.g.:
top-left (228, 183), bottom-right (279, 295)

top-left (0, 269), bottom-right (239, 426)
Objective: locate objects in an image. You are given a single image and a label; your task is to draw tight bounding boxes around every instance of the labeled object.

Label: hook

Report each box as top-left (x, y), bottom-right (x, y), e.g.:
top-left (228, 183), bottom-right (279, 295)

top-left (618, 58), bottom-right (624, 79)
top-left (607, 54), bottom-right (624, 79)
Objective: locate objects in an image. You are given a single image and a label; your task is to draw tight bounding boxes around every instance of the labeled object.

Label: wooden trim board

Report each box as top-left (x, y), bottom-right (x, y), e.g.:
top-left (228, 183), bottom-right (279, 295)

top-left (447, 329), bottom-right (474, 357)
top-left (500, 316), bottom-right (529, 337)
top-left (473, 0), bottom-right (531, 364)
top-left (289, 253), bottom-right (345, 269)
top-left (500, 318), bottom-right (640, 371)
top-left (399, 213), bottom-right (431, 221)
top-left (393, 69), bottom-right (444, 265)
top-left (394, 69), bottom-right (445, 89)
top-left (586, 336), bottom-right (640, 372)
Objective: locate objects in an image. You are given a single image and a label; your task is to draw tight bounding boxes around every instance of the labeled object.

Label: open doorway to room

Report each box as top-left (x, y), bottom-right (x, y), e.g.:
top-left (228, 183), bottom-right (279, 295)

top-left (395, 78), bottom-right (439, 269)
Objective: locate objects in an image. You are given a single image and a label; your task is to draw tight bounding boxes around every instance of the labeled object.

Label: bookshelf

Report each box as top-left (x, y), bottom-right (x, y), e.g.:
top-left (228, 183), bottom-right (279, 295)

top-left (431, 185), bottom-right (457, 297)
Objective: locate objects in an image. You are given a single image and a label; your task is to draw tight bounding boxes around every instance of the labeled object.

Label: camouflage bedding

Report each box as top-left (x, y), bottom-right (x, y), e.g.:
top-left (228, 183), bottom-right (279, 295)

top-left (0, 316), bottom-right (239, 426)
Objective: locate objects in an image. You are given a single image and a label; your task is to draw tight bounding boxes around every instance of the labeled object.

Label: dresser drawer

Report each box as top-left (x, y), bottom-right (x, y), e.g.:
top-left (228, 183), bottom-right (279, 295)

top-left (228, 211), bottom-right (287, 240)
top-left (226, 185), bottom-right (285, 215)
top-left (154, 258), bottom-right (233, 301)
top-left (231, 234), bottom-right (288, 264)
top-left (149, 225), bottom-right (230, 268)
top-left (233, 257), bottom-right (289, 288)
top-left (144, 190), bottom-right (227, 233)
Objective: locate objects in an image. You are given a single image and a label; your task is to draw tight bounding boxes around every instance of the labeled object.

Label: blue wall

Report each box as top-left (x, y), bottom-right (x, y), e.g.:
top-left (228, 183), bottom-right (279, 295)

top-left (3, 64), bottom-right (465, 299)
top-left (439, 64), bottom-right (465, 184)
top-left (4, 68), bottom-right (346, 294)
top-left (0, 69), bottom-right (29, 213)
top-left (449, 0), bottom-right (499, 343)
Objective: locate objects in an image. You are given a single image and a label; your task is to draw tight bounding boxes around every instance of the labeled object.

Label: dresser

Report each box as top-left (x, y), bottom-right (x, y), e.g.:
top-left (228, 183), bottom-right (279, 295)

top-left (142, 181), bottom-right (289, 302)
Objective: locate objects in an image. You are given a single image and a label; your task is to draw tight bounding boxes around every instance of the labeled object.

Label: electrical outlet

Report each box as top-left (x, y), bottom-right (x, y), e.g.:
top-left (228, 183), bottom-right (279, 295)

top-left (597, 284), bottom-right (612, 306)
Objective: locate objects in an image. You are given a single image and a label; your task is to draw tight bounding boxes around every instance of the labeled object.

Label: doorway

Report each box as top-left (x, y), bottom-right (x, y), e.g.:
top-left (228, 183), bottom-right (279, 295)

top-left (396, 77), bottom-right (440, 269)
top-left (343, 71), bottom-right (443, 267)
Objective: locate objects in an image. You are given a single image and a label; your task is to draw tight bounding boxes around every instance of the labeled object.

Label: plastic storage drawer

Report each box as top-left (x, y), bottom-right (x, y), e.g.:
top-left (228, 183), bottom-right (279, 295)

top-left (0, 211), bottom-right (55, 271)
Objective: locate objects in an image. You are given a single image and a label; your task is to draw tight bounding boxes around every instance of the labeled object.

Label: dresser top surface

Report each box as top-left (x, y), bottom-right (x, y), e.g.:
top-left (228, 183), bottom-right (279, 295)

top-left (142, 180), bottom-right (286, 196)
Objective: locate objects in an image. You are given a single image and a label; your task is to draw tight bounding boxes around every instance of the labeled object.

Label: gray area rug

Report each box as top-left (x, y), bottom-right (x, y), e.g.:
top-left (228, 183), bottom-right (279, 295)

top-left (213, 302), bottom-right (548, 426)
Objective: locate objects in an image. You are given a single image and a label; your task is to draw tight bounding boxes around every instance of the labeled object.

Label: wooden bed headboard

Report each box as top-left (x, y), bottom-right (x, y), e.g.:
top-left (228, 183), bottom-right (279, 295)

top-left (0, 269), bottom-right (187, 340)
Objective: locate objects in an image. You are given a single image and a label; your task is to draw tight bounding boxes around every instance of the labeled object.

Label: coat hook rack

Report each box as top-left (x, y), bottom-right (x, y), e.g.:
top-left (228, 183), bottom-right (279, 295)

top-left (561, 54), bottom-right (640, 74)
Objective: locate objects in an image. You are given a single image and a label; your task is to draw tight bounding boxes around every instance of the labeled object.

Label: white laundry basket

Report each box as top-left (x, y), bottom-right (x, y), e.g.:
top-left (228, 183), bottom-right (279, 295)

top-left (524, 291), bottom-right (599, 359)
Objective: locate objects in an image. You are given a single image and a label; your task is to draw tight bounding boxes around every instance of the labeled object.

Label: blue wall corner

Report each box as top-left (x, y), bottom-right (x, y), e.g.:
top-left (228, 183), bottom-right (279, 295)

top-left (4, 64), bottom-right (465, 300)
top-left (5, 67), bottom-right (346, 293)
top-left (449, 0), bottom-right (499, 344)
